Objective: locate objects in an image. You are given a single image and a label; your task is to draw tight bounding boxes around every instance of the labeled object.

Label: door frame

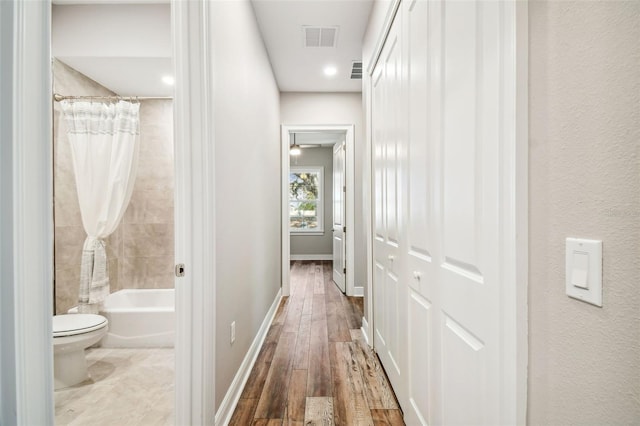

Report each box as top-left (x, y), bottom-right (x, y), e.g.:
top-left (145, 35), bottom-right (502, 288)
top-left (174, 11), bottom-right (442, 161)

top-left (1, 1), bottom-right (216, 424)
top-left (0, 1), bottom-right (54, 423)
top-left (172, 1), bottom-right (216, 424)
top-left (363, 0), bottom-right (529, 424)
top-left (281, 124), bottom-right (355, 296)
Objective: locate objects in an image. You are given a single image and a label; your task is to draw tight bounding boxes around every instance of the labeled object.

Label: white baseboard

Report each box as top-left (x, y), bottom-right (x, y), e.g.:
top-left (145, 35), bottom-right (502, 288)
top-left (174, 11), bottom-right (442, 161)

top-left (215, 288), bottom-right (282, 426)
top-left (361, 316), bottom-right (371, 346)
top-left (290, 254), bottom-right (333, 261)
top-left (353, 286), bottom-right (364, 297)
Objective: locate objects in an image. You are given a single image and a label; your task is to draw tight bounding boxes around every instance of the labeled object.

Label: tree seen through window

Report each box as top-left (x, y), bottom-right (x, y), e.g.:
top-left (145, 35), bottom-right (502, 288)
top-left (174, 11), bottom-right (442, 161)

top-left (289, 167), bottom-right (323, 232)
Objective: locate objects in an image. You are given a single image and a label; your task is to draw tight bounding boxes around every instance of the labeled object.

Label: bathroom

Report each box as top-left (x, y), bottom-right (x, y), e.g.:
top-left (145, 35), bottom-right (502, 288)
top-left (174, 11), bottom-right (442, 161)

top-left (51, 3), bottom-right (175, 424)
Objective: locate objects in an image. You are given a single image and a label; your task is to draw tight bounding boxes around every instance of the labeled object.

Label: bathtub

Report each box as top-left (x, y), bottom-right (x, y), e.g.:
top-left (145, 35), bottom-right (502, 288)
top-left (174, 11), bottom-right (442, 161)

top-left (100, 289), bottom-right (175, 348)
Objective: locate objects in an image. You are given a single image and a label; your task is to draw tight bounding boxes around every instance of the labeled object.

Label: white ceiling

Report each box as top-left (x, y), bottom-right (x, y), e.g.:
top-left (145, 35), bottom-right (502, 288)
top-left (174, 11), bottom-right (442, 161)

top-left (52, 0), bottom-right (372, 96)
top-left (56, 56), bottom-right (173, 97)
top-left (251, 0), bottom-right (373, 92)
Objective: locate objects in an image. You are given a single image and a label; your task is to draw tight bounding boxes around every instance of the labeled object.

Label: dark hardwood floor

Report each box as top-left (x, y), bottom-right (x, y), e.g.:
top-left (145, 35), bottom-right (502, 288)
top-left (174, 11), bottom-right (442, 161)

top-left (229, 260), bottom-right (404, 426)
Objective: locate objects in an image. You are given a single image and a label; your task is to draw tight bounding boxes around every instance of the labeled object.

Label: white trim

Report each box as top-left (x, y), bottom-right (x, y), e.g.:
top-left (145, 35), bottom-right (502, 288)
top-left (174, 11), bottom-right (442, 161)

top-left (290, 254), bottom-right (333, 261)
top-left (344, 126), bottom-right (356, 297)
top-left (512, 2), bottom-right (529, 424)
top-left (353, 287), bottom-right (364, 297)
top-left (363, 58), bottom-right (375, 353)
top-left (281, 125), bottom-right (356, 297)
top-left (215, 289), bottom-right (282, 426)
top-left (0, 1), bottom-right (54, 424)
top-left (289, 165), bottom-right (325, 234)
top-left (173, 1), bottom-right (216, 424)
top-left (366, 0), bottom-right (402, 75)
top-left (360, 316), bottom-right (371, 346)
top-left (281, 126), bottom-right (290, 296)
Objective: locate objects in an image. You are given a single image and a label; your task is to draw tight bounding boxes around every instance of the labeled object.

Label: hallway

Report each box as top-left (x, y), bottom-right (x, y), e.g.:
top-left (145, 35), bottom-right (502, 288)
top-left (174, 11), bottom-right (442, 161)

top-left (230, 260), bottom-right (404, 425)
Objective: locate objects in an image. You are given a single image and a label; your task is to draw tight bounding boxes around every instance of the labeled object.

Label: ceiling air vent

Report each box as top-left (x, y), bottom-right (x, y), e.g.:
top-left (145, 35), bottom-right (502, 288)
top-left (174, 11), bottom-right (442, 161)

top-left (303, 26), bottom-right (338, 48)
top-left (350, 61), bottom-right (363, 79)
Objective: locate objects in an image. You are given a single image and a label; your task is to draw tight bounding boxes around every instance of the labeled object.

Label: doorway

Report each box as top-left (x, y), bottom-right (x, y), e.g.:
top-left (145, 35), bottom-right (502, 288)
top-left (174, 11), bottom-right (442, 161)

top-left (281, 125), bottom-right (355, 297)
top-left (4, 0), bottom-right (217, 423)
top-left (50, 3), bottom-right (176, 423)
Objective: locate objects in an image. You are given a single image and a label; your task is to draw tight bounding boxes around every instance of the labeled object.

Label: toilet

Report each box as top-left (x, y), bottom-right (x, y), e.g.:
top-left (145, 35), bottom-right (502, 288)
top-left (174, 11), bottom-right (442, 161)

top-left (53, 314), bottom-right (108, 390)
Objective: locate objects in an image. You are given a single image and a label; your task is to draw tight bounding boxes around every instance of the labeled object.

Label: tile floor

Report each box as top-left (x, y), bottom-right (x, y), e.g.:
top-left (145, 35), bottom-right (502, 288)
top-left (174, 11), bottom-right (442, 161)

top-left (55, 348), bottom-right (174, 426)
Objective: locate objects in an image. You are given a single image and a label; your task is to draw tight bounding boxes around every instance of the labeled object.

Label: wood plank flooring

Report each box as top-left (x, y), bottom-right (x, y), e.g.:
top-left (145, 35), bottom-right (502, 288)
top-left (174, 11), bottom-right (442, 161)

top-left (230, 260), bottom-right (404, 426)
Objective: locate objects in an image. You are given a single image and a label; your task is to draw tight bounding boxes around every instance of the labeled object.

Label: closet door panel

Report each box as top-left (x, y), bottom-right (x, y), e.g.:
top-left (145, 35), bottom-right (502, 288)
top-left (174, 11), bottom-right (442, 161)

top-left (373, 69), bottom-right (385, 244)
top-left (371, 10), bottom-right (409, 410)
top-left (406, 0), bottom-right (433, 297)
top-left (374, 261), bottom-right (386, 346)
top-left (404, 0), bottom-right (440, 424)
top-left (407, 289), bottom-right (431, 426)
top-left (385, 269), bottom-right (401, 373)
top-left (383, 35), bottom-right (402, 247)
top-left (438, 1), bottom-right (504, 425)
top-left (442, 0), bottom-right (481, 273)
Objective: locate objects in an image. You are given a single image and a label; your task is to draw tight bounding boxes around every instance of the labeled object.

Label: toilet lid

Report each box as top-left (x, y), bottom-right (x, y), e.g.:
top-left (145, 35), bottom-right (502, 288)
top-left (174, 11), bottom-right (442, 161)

top-left (53, 314), bottom-right (107, 337)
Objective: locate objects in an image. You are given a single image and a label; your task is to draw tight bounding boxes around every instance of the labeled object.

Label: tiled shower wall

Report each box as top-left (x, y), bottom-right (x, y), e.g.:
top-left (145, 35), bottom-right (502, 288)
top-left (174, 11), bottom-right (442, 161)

top-left (53, 59), bottom-right (174, 314)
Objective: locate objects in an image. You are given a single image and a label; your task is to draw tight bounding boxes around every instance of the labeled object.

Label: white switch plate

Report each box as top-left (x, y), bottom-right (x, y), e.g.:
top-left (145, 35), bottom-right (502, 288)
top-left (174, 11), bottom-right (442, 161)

top-left (566, 238), bottom-right (602, 307)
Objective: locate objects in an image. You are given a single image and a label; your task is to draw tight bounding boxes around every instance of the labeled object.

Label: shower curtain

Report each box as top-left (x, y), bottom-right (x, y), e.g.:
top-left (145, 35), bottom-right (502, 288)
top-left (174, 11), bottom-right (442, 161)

top-left (61, 100), bottom-right (140, 314)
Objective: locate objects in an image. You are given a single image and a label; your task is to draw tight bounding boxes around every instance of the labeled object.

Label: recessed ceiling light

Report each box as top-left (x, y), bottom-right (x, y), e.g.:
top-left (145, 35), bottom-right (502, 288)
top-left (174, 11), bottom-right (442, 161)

top-left (162, 75), bottom-right (175, 86)
top-left (323, 66), bottom-right (337, 77)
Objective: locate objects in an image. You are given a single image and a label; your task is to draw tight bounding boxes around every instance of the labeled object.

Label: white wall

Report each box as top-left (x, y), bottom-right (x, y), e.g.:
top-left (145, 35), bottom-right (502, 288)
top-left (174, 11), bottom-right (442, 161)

top-left (0, 3), bottom-right (16, 421)
top-left (290, 147), bottom-right (334, 256)
top-left (52, 4), bottom-right (170, 58)
top-left (529, 1), bottom-right (640, 423)
top-left (280, 93), bottom-right (365, 289)
top-left (212, 0), bottom-right (281, 410)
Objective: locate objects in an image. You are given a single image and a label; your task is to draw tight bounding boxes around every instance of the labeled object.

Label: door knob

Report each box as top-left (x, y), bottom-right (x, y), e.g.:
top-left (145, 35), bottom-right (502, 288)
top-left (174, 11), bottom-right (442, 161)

top-left (413, 271), bottom-right (422, 280)
top-left (388, 255), bottom-right (395, 261)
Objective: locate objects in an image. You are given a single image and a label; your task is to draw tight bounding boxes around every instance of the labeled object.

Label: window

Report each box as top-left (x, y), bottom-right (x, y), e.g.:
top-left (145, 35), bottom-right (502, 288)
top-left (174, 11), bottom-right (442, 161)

top-left (289, 166), bottom-right (323, 233)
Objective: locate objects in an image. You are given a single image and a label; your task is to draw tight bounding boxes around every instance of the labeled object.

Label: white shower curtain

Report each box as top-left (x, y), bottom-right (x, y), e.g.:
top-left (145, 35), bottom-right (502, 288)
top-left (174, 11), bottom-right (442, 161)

top-left (61, 100), bottom-right (140, 314)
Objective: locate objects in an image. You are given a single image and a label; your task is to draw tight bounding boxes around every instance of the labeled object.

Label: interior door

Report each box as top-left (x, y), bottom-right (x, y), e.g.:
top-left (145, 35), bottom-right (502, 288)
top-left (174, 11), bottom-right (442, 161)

top-left (371, 12), bottom-right (408, 408)
top-left (332, 140), bottom-right (346, 292)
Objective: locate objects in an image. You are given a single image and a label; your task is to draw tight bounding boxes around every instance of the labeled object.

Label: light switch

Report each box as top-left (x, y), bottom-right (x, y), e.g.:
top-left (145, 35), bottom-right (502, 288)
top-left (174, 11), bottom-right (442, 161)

top-left (571, 251), bottom-right (589, 289)
top-left (566, 238), bottom-right (602, 307)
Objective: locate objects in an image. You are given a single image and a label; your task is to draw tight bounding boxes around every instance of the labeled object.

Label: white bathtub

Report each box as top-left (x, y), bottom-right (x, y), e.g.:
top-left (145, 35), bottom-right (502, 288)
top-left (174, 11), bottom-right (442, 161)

top-left (100, 289), bottom-right (175, 348)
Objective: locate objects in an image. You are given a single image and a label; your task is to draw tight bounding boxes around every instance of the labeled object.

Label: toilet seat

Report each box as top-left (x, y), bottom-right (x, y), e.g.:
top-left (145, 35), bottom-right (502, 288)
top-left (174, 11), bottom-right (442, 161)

top-left (53, 314), bottom-right (107, 337)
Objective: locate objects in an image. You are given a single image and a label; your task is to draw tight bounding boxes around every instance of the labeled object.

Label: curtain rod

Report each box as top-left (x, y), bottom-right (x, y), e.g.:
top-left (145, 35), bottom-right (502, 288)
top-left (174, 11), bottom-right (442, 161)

top-left (53, 93), bottom-right (173, 102)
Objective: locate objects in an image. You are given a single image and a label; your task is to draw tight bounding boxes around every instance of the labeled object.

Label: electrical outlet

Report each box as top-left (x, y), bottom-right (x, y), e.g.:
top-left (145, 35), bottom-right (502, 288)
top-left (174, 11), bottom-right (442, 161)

top-left (230, 321), bottom-right (236, 344)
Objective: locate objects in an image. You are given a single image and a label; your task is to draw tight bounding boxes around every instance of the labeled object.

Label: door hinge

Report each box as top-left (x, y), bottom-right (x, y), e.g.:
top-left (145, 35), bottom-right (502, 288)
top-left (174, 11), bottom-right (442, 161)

top-left (343, 226), bottom-right (346, 233)
top-left (343, 185), bottom-right (346, 193)
top-left (343, 267), bottom-right (346, 274)
top-left (175, 263), bottom-right (185, 277)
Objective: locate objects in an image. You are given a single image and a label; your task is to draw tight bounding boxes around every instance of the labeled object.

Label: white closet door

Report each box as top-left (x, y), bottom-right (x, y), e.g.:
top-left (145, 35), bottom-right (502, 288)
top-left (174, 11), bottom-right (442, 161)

top-left (404, 0), bottom-right (435, 424)
top-left (371, 1), bottom-right (523, 425)
top-left (437, 2), bottom-right (504, 424)
top-left (371, 12), bottom-right (408, 408)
